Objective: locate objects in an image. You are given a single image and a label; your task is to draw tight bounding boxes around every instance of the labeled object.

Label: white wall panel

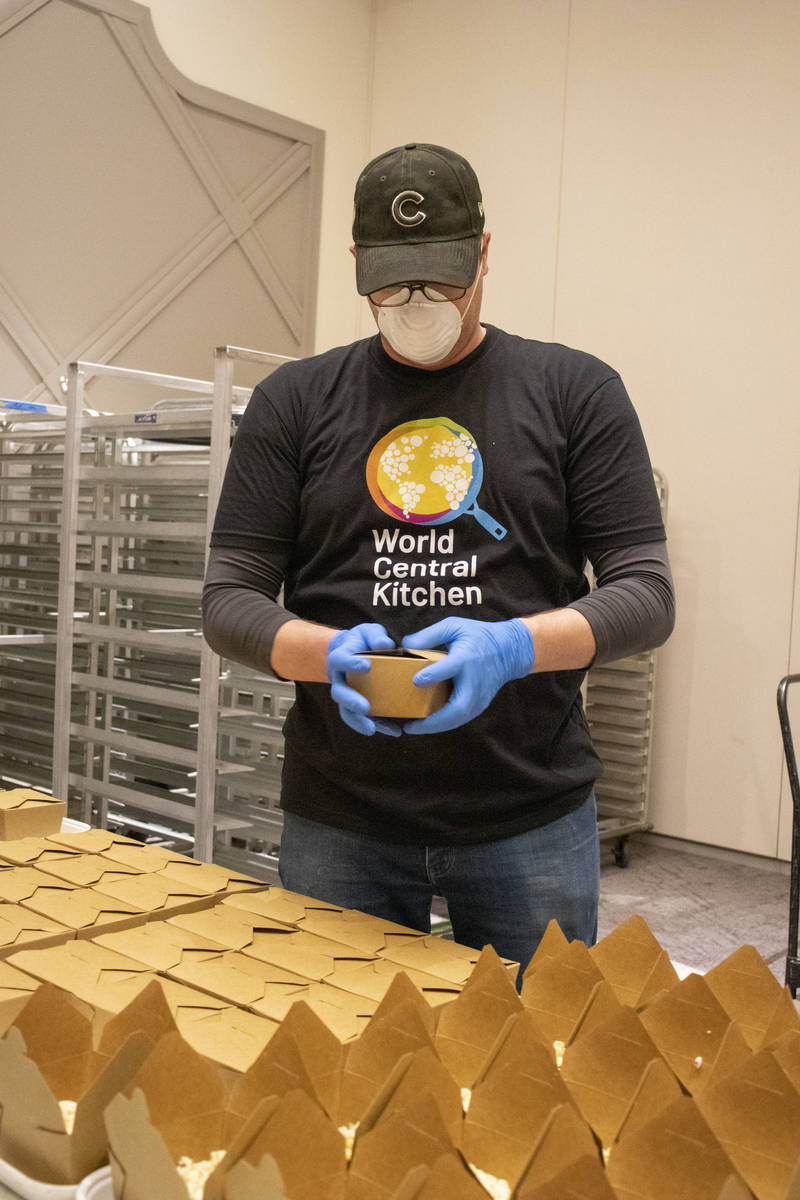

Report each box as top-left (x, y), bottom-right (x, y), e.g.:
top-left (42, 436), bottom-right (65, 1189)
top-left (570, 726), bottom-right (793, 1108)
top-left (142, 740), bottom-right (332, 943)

top-left (554, 0), bottom-right (800, 855)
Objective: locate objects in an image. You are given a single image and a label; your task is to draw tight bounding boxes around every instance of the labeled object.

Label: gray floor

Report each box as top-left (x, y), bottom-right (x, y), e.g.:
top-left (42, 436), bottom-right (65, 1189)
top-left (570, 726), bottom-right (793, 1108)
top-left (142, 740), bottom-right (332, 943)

top-left (598, 832), bottom-right (794, 983)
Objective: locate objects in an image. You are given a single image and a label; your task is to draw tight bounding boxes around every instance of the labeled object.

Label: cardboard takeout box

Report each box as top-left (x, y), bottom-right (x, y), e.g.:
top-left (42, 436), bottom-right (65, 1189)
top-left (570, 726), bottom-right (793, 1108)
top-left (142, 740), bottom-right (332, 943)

top-left (346, 649), bottom-right (450, 719)
top-left (0, 788), bottom-right (66, 840)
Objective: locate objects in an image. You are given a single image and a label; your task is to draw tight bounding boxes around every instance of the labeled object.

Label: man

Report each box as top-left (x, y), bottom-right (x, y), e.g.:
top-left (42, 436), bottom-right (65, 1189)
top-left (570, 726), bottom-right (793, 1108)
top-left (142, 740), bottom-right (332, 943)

top-left (202, 142), bottom-right (674, 976)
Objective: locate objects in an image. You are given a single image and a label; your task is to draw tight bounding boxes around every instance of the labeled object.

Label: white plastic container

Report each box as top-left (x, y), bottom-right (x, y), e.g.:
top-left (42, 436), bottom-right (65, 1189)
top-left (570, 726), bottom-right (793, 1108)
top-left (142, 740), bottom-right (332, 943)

top-left (75, 1167), bottom-right (112, 1200)
top-left (0, 1156), bottom-right (77, 1199)
top-left (59, 818), bottom-right (91, 833)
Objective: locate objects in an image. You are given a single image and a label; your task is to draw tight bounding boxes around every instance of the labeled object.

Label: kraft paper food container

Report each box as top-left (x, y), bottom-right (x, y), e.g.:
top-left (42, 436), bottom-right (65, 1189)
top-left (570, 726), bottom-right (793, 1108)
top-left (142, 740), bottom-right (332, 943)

top-left (769, 1029), bottom-right (800, 1092)
top-left (322, 958), bottom-right (461, 1008)
top-left (605, 1094), bottom-right (754, 1200)
top-left (0, 958), bottom-right (41, 1034)
top-left (559, 1006), bottom-right (682, 1151)
top-left (87, 874), bottom-right (218, 920)
top-left (7, 941), bottom-right (157, 1023)
top-left (158, 977), bottom-right (278, 1074)
top-left (521, 918), bottom-right (570, 981)
top-left (226, 999), bottom-right (344, 1126)
top-left (0, 984), bottom-right (152, 1185)
top-left (220, 888), bottom-right (426, 955)
top-left (208, 925), bottom-right (378, 980)
top-left (161, 947), bottom-right (313, 1008)
top-left (695, 1046), bottom-right (800, 1200)
top-left (359, 1044), bottom-right (464, 1148)
top-left (521, 938), bottom-right (624, 1046)
top-left (0, 789), bottom-right (66, 841)
top-left (0, 864), bottom-right (78, 906)
top-left (703, 944), bottom-right (800, 1052)
top-left (588, 914), bottom-right (680, 1007)
top-left (0, 1153), bottom-right (80, 1199)
top-left (638, 972), bottom-right (754, 1096)
top-left (91, 921), bottom-right (229, 973)
top-left (18, 883), bottom-right (147, 939)
top-left (434, 946), bottom-right (524, 1088)
top-left (515, 1152), bottom-right (620, 1200)
top-left (347, 1092), bottom-right (455, 1200)
top-left (389, 1153), bottom-right (492, 1200)
top-left (345, 649), bottom-right (450, 720)
top-left (334, 995), bottom-right (439, 1127)
top-left (0, 901), bottom-right (72, 957)
top-left (462, 1023), bottom-right (591, 1191)
top-left (153, 859), bottom-right (266, 896)
top-left (166, 904), bottom-right (292, 952)
top-left (30, 853), bottom-right (144, 891)
top-left (0, 836), bottom-right (84, 868)
top-left (378, 932), bottom-right (518, 987)
top-left (45, 829), bottom-right (143, 856)
top-left (215, 1087), bottom-right (347, 1200)
top-left (103, 1041), bottom-right (279, 1200)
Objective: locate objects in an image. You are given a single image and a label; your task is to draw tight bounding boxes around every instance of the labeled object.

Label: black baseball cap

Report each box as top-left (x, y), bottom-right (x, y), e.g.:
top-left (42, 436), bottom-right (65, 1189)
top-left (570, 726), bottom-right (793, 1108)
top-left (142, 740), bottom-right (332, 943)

top-left (352, 143), bottom-right (485, 296)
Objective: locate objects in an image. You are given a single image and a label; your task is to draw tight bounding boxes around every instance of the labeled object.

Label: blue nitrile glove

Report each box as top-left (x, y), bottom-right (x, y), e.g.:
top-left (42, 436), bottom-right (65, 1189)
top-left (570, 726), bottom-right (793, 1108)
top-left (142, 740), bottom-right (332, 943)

top-left (327, 623), bottom-right (403, 737)
top-left (400, 616), bottom-right (535, 735)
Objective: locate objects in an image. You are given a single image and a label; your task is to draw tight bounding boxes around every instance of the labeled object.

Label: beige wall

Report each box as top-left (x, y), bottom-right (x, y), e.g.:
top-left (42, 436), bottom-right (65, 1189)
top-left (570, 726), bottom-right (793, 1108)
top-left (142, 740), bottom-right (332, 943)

top-left (146, 0), bottom-right (800, 858)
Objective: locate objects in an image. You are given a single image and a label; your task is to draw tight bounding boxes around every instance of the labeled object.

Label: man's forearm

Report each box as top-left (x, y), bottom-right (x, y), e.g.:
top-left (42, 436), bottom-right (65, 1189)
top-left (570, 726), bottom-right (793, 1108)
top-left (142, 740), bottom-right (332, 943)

top-left (270, 618), bottom-right (338, 682)
top-left (521, 608), bottom-right (597, 673)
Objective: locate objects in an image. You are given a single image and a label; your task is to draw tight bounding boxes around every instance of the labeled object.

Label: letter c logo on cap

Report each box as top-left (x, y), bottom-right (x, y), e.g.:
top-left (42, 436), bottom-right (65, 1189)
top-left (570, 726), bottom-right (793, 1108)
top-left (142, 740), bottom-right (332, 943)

top-left (391, 190), bottom-right (426, 227)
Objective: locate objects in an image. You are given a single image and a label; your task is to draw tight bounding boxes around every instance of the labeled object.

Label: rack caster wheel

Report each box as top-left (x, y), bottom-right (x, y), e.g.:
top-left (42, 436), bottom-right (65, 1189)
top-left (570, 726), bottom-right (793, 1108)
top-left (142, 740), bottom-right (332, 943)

top-left (612, 836), bottom-right (630, 868)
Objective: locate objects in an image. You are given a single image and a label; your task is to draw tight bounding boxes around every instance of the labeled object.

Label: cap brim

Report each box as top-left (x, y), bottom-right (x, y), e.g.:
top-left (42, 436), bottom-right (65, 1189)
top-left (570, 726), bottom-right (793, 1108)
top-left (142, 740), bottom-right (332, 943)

top-left (355, 235), bottom-right (481, 296)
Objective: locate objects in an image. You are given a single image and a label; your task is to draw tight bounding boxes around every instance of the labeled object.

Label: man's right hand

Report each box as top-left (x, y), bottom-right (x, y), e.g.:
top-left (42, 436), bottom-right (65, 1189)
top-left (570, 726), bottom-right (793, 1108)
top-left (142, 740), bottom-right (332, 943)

top-left (326, 623), bottom-right (403, 736)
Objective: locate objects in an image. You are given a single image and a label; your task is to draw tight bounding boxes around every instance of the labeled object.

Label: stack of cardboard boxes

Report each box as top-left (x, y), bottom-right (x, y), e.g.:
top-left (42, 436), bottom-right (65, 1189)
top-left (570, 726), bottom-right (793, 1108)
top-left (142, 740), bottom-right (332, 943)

top-left (0, 787), bottom-right (799, 1199)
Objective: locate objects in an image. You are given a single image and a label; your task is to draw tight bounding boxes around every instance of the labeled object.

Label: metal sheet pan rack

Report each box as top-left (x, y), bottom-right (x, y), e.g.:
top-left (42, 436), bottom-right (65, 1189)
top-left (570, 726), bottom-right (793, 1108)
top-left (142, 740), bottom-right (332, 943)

top-left (0, 405), bottom-right (90, 791)
top-left (51, 354), bottom-right (289, 860)
top-left (588, 468), bottom-right (669, 866)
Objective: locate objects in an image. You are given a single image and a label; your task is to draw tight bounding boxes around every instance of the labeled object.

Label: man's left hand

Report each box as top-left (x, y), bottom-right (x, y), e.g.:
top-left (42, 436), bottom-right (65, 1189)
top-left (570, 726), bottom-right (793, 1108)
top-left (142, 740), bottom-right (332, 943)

top-left (401, 616), bottom-right (535, 734)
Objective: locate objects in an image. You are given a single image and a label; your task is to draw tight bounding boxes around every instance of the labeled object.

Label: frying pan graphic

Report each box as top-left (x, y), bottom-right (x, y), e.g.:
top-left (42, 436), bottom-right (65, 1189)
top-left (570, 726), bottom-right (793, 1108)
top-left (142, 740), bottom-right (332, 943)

top-left (366, 417), bottom-right (507, 540)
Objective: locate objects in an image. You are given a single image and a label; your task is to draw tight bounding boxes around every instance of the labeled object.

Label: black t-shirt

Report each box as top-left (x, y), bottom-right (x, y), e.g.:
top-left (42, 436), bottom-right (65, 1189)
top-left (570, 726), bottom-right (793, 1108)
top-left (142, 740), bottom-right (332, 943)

top-left (211, 325), bottom-right (665, 845)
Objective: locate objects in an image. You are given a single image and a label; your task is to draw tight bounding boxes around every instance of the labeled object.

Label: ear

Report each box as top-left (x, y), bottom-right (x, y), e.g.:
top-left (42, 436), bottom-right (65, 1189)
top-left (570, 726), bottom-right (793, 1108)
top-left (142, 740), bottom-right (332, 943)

top-left (480, 231), bottom-right (491, 275)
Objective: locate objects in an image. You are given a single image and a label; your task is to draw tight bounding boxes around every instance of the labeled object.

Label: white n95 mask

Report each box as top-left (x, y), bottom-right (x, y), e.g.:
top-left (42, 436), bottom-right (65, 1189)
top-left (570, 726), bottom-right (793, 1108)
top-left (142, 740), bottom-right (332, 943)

top-left (377, 278), bottom-right (479, 365)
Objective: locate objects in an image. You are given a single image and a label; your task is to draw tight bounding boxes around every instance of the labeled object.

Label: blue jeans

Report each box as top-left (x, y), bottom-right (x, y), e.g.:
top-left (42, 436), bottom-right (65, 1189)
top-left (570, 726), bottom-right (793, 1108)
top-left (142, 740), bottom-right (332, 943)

top-left (278, 794), bottom-right (599, 980)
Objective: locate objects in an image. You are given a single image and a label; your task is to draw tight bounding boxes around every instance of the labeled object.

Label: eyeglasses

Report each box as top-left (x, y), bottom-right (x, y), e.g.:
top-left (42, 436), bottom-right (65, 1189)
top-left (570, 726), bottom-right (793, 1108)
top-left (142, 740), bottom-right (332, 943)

top-left (368, 281), bottom-right (468, 307)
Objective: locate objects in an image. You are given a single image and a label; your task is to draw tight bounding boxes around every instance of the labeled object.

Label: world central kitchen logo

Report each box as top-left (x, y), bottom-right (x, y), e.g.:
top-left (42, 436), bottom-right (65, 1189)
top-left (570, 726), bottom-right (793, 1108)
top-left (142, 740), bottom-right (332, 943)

top-left (365, 417), bottom-right (505, 610)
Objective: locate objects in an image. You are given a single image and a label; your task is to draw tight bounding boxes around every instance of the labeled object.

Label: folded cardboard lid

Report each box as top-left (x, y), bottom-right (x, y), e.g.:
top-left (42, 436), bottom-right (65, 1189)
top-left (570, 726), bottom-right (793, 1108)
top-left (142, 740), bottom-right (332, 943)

top-left (19, 883), bottom-right (147, 934)
top-left (154, 859), bottom-right (266, 895)
top-left (434, 949), bottom-right (524, 1087)
top-left (560, 1007), bottom-right (683, 1149)
top-left (0, 863), bottom-right (76, 905)
top-left (248, 979), bottom-right (378, 1043)
top-left (521, 939), bottom-right (608, 1043)
top-left (323, 959), bottom-right (460, 1006)
top-left (463, 1039), bottom-right (589, 1188)
top-left (31, 852), bottom-right (145, 889)
top-left (166, 904), bottom-right (292, 951)
top-left (379, 933), bottom-right (517, 987)
top-left (157, 977), bottom-right (278, 1073)
top-left (234, 1087), bottom-right (347, 1200)
top-left (0, 835), bottom-right (83, 867)
top-left (515, 1151), bottom-right (619, 1200)
top-left (390, 1153), bottom-right (491, 1200)
top-left (221, 886), bottom-right (344, 927)
top-left (521, 919), bottom-right (570, 981)
top-left (46, 829), bottom-right (140, 855)
top-left (88, 873), bottom-right (217, 916)
top-left (605, 1094), bottom-right (754, 1200)
top-left (0, 900), bottom-right (71, 955)
top-left (696, 1046), bottom-right (800, 1200)
top-left (638, 971), bottom-right (753, 1095)
top-left (0, 787), bottom-right (64, 812)
top-left (8, 940), bottom-right (156, 1015)
top-left (93, 920), bottom-right (230, 971)
top-left (704, 944), bottom-right (800, 1051)
top-left (231, 926), bottom-right (378, 979)
top-left (348, 1092), bottom-right (455, 1200)
top-left (229, 998), bottom-right (344, 1123)
top-left (336, 1002), bottom-right (439, 1126)
top-left (163, 948), bottom-right (312, 1007)
top-left (588, 914), bottom-right (679, 1006)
